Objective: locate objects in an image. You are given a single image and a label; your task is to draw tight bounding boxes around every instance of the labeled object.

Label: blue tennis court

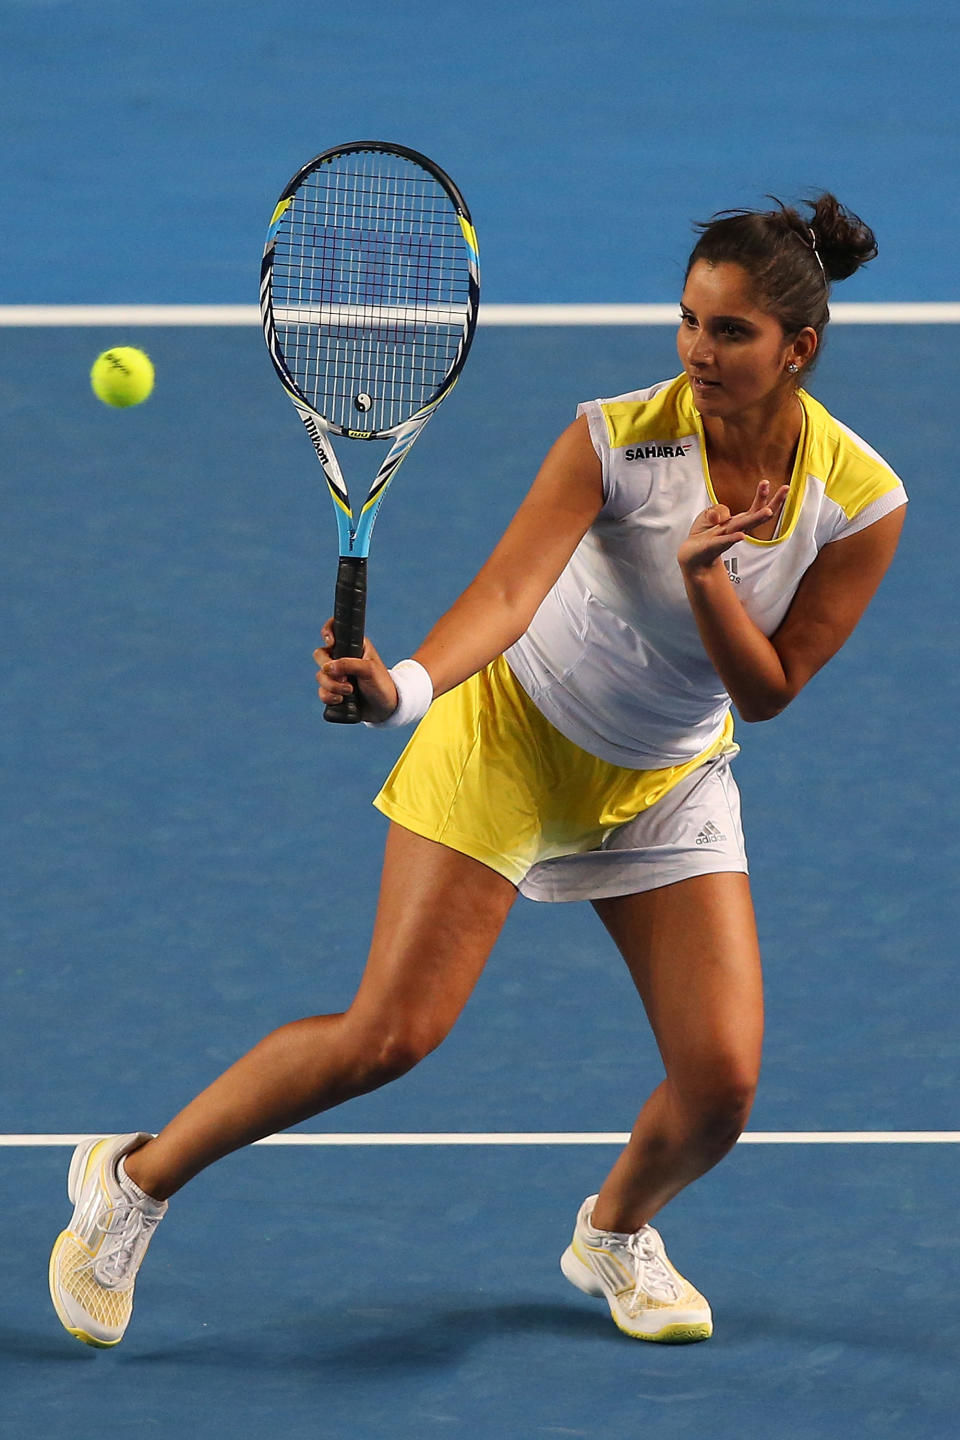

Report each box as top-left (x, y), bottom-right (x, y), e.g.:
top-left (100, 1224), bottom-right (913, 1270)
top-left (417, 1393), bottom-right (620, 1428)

top-left (2, 2), bottom-right (959, 1437)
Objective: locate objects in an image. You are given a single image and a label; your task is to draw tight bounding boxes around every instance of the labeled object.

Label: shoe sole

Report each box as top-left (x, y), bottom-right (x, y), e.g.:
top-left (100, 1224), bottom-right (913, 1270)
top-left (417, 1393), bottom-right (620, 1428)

top-left (560, 1244), bottom-right (713, 1344)
top-left (49, 1137), bottom-right (122, 1348)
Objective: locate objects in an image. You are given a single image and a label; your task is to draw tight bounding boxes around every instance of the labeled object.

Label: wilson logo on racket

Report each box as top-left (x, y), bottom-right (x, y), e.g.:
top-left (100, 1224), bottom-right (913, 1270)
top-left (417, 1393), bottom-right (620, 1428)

top-left (299, 412), bottom-right (333, 465)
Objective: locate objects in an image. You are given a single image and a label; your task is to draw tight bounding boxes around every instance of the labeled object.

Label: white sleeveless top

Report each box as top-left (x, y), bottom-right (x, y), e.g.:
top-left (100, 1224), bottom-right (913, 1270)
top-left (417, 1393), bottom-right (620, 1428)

top-left (505, 374), bottom-right (907, 769)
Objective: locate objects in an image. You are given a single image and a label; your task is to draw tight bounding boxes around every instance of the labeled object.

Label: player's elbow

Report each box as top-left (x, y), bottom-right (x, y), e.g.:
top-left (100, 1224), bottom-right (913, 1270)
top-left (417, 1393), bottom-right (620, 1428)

top-left (732, 656), bottom-right (807, 723)
top-left (735, 688), bottom-right (793, 723)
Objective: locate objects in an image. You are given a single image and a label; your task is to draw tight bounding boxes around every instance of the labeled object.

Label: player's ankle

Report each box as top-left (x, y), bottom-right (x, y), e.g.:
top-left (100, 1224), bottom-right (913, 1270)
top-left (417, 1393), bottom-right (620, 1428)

top-left (590, 1192), bottom-right (651, 1235)
top-left (121, 1142), bottom-right (170, 1202)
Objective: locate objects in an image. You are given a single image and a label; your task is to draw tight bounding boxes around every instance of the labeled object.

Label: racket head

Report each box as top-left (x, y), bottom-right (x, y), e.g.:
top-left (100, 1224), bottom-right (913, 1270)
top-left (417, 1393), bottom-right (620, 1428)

top-left (260, 141), bottom-right (480, 442)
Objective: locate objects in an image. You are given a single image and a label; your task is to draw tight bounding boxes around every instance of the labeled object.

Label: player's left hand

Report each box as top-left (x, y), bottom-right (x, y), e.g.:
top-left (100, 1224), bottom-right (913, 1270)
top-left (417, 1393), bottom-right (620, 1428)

top-left (678, 480), bottom-right (789, 574)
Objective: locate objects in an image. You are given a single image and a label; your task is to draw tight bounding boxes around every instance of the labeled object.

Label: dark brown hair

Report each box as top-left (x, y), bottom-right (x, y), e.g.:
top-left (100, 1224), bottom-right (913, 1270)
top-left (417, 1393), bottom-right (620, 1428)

top-left (685, 194), bottom-right (877, 365)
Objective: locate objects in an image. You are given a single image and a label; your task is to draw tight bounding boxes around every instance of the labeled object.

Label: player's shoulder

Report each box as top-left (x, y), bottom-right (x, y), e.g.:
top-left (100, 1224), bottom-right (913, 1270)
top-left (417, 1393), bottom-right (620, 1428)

top-left (801, 389), bottom-right (907, 518)
top-left (577, 374), bottom-right (696, 453)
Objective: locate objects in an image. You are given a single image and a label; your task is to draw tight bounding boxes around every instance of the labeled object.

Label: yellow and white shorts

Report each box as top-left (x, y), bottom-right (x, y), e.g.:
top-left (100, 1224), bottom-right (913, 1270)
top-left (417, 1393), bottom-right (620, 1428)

top-left (373, 655), bottom-right (747, 902)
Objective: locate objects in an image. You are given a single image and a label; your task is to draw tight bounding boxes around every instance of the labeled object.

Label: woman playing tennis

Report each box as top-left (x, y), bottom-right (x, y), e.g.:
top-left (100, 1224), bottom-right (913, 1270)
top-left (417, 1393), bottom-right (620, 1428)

top-left (51, 193), bottom-right (906, 1346)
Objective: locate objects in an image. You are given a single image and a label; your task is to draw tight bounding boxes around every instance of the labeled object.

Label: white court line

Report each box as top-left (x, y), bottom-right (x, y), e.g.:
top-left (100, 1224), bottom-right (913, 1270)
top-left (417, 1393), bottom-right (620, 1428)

top-left (2, 303), bottom-right (960, 326)
top-left (1, 1131), bottom-right (958, 1147)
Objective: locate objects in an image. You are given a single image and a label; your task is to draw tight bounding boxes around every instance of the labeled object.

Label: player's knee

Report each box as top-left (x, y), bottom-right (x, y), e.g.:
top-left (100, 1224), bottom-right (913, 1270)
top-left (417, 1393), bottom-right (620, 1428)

top-left (358, 1023), bottom-right (444, 1089)
top-left (684, 1065), bottom-right (757, 1156)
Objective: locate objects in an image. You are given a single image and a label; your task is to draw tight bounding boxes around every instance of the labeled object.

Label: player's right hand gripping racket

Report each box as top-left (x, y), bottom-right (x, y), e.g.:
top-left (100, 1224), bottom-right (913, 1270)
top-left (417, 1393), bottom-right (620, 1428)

top-left (260, 141), bottom-right (480, 723)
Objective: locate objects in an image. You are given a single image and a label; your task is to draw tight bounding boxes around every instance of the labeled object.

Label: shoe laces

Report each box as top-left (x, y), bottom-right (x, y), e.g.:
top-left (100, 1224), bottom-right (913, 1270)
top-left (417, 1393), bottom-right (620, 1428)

top-left (625, 1228), bottom-right (681, 1305)
top-left (90, 1197), bottom-right (163, 1290)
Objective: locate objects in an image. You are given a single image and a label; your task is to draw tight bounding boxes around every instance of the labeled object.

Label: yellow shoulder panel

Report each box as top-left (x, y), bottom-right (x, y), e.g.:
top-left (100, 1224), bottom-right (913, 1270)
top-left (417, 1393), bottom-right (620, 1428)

top-left (802, 391), bottom-right (901, 519)
top-left (601, 375), bottom-right (696, 449)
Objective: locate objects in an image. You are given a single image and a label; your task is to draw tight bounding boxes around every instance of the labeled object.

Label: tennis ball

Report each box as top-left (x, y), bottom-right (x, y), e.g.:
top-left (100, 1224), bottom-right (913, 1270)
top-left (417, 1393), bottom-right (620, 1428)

top-left (90, 347), bottom-right (155, 408)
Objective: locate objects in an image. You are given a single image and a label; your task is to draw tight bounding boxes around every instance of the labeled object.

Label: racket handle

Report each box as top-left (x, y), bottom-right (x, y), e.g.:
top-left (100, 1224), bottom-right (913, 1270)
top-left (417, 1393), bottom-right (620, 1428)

top-left (324, 556), bottom-right (368, 725)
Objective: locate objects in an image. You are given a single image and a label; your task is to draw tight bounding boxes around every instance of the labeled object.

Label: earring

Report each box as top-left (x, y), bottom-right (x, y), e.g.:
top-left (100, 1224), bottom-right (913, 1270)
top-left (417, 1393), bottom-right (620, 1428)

top-left (787, 363), bottom-right (799, 374)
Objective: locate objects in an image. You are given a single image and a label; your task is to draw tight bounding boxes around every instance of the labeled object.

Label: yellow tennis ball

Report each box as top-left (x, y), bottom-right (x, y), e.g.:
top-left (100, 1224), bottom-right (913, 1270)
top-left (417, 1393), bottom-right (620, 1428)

top-left (90, 347), bottom-right (155, 408)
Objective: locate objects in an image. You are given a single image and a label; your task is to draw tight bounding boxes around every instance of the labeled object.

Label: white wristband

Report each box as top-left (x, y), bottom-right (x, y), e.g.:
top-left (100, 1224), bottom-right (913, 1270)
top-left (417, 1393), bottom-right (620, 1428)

top-left (363, 658), bottom-right (434, 729)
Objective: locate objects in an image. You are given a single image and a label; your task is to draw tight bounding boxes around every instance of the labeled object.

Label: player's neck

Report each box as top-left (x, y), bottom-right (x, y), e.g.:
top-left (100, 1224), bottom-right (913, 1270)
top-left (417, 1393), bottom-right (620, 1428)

top-left (701, 393), bottom-right (803, 483)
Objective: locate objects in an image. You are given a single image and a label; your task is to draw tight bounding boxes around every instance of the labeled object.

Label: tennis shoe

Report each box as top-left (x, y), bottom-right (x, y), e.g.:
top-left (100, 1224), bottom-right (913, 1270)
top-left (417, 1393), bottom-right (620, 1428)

top-left (560, 1194), bottom-right (712, 1342)
top-left (49, 1132), bottom-right (167, 1347)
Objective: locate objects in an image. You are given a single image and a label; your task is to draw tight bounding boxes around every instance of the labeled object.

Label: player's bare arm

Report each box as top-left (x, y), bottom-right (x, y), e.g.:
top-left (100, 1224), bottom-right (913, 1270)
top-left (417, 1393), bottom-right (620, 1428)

top-left (679, 497), bottom-right (905, 721)
top-left (317, 415), bottom-right (603, 713)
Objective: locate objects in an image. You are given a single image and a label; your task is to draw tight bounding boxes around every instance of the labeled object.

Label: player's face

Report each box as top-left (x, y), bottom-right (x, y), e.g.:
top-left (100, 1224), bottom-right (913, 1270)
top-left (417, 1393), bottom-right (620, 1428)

top-left (677, 260), bottom-right (799, 418)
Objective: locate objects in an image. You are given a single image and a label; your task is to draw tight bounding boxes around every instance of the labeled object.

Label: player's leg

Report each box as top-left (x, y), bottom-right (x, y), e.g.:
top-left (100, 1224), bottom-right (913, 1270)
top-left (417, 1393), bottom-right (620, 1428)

top-left (50, 824), bottom-right (516, 1345)
top-left (560, 871), bottom-right (762, 1341)
top-left (125, 823), bottom-right (517, 1199)
top-left (591, 870), bottom-right (763, 1231)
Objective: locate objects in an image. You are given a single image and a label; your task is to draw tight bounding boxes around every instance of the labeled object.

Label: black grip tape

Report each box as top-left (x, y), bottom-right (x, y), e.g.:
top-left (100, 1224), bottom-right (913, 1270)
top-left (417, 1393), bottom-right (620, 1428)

top-left (324, 556), bottom-right (368, 725)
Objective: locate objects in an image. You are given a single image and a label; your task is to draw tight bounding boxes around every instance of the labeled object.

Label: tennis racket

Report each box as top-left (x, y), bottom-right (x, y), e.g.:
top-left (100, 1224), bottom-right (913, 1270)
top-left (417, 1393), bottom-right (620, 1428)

top-left (259, 140), bottom-right (481, 723)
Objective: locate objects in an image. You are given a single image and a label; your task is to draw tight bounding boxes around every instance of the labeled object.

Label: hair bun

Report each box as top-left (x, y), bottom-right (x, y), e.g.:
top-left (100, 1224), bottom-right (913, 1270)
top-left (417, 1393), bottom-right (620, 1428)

top-left (805, 193), bottom-right (877, 283)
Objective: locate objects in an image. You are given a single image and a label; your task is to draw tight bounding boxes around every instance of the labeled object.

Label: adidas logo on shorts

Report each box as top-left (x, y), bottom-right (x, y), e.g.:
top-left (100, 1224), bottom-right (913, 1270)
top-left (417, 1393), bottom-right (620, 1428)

top-left (695, 821), bottom-right (727, 846)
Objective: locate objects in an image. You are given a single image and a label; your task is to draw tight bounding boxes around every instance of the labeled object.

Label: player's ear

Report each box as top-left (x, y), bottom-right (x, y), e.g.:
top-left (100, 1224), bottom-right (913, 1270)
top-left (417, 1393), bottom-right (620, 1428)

top-left (789, 326), bottom-right (818, 371)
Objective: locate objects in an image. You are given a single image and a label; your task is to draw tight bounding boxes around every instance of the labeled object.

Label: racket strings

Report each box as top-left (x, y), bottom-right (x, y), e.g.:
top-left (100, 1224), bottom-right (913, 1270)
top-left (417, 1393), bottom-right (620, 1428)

top-left (270, 153), bottom-right (472, 433)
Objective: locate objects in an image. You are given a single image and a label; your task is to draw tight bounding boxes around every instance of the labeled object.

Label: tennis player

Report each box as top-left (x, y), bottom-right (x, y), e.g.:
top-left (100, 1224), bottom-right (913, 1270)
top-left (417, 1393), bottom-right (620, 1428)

top-left (50, 194), bottom-right (907, 1346)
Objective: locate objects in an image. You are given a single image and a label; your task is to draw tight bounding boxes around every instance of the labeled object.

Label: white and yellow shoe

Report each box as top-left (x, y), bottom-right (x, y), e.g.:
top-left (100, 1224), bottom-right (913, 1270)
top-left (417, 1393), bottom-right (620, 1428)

top-left (560, 1194), bottom-right (712, 1342)
top-left (49, 1132), bottom-right (167, 1347)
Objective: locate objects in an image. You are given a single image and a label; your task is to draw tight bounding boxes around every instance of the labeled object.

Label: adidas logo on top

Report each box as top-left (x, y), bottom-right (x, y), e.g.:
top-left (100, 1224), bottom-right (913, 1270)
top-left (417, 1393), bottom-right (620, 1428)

top-left (695, 821), bottom-right (727, 847)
